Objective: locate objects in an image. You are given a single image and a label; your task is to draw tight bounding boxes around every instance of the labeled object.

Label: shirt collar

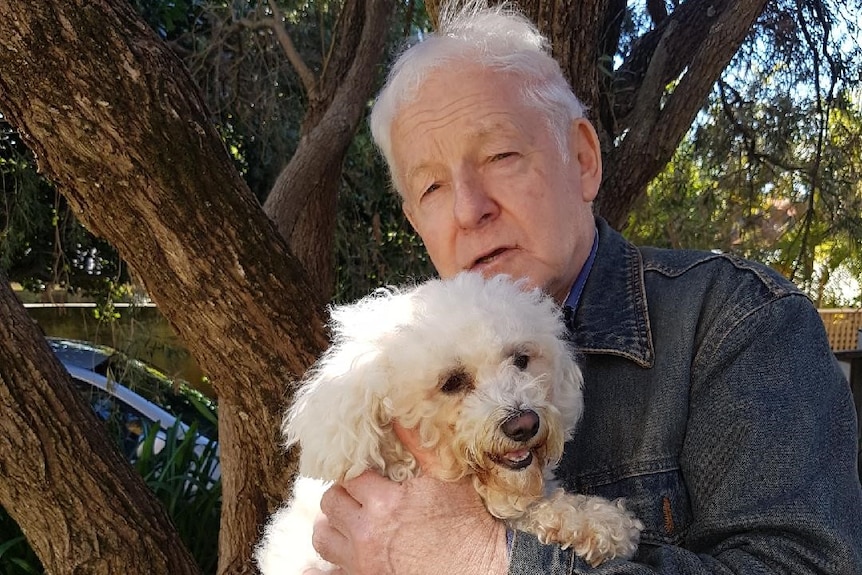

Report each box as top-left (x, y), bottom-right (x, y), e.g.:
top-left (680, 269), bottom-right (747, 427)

top-left (564, 217), bottom-right (655, 368)
top-left (563, 230), bottom-right (599, 313)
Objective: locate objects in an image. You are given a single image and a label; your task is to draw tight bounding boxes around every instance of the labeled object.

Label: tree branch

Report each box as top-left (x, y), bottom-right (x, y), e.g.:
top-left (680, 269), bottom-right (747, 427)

top-left (598, 0), bottom-right (769, 228)
top-left (262, 0), bottom-right (395, 298)
top-left (612, 0), bottom-right (739, 132)
top-left (264, 0), bottom-right (318, 97)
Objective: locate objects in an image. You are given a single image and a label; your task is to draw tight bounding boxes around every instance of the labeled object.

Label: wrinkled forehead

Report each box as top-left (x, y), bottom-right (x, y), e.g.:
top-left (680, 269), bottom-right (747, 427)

top-left (374, 57), bottom-right (560, 181)
top-left (392, 64), bottom-right (544, 130)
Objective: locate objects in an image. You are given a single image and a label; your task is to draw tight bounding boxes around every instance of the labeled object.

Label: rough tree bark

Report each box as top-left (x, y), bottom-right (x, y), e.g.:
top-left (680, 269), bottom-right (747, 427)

top-left (0, 1), bottom-right (328, 574)
top-left (0, 274), bottom-right (201, 574)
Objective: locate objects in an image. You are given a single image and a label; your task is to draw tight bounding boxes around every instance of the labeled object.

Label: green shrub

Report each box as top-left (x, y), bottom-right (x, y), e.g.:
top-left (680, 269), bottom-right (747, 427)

top-left (0, 511), bottom-right (42, 575)
top-left (134, 420), bottom-right (221, 574)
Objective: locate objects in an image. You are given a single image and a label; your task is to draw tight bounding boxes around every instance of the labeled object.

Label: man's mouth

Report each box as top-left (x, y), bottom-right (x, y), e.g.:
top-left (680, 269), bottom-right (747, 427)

top-left (492, 448), bottom-right (534, 470)
top-left (472, 248), bottom-right (508, 268)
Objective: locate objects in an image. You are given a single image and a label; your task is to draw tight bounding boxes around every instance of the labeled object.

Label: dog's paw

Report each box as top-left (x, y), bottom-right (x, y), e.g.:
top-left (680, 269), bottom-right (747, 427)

top-left (514, 488), bottom-right (643, 567)
top-left (566, 496), bottom-right (642, 567)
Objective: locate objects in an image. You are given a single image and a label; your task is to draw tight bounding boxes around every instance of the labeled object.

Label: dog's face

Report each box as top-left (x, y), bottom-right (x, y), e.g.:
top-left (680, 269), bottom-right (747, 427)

top-left (285, 273), bottom-right (584, 512)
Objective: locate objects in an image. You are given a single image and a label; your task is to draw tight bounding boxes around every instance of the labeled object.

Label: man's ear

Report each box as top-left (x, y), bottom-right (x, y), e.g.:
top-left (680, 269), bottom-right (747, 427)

top-left (569, 118), bottom-right (602, 203)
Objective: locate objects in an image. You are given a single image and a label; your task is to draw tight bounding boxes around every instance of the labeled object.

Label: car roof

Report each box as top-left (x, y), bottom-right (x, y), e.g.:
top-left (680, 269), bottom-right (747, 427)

top-left (48, 337), bottom-right (114, 371)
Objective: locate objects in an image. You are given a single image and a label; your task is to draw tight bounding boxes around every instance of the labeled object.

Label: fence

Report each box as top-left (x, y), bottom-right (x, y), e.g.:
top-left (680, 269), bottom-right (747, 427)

top-left (819, 309), bottom-right (862, 351)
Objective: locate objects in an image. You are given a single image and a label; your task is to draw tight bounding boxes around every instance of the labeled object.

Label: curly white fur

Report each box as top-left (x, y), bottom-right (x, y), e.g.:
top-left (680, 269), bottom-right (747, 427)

top-left (255, 273), bottom-right (642, 573)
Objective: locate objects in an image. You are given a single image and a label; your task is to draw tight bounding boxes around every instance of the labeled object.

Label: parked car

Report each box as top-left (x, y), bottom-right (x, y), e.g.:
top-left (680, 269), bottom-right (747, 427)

top-left (47, 337), bottom-right (220, 480)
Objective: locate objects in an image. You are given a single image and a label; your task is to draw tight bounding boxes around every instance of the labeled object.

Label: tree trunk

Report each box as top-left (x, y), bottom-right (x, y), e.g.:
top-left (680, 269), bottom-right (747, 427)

top-left (263, 0), bottom-right (395, 302)
top-left (509, 0), bottom-right (769, 231)
top-left (0, 2), bottom-right (328, 573)
top-left (0, 274), bottom-right (201, 575)
top-left (597, 0), bottom-right (769, 229)
top-left (516, 0), bottom-right (607, 119)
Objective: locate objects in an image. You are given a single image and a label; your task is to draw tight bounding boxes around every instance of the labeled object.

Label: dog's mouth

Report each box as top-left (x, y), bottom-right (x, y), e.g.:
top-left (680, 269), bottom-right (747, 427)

top-left (491, 447), bottom-right (535, 470)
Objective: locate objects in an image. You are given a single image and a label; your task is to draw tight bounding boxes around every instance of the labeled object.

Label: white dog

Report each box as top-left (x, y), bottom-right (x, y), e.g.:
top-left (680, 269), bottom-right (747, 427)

top-left (256, 273), bottom-right (642, 572)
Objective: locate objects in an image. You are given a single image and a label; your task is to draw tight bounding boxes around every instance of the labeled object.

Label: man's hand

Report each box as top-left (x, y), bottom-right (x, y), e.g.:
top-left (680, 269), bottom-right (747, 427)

top-left (307, 423), bottom-right (508, 575)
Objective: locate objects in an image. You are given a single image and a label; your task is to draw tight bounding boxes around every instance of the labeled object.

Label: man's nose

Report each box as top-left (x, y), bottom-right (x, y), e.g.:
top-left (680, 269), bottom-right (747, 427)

top-left (453, 173), bottom-right (498, 229)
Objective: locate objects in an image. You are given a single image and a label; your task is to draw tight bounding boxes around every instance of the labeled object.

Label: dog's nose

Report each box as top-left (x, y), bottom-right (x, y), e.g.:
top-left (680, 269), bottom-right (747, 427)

top-left (501, 409), bottom-right (540, 442)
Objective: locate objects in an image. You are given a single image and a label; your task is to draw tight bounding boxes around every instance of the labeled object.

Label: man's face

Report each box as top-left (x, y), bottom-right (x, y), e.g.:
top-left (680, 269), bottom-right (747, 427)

top-left (390, 65), bottom-right (603, 303)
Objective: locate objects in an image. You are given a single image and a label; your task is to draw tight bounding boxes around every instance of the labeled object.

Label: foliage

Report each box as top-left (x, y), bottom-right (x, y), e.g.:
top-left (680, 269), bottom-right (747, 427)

top-left (133, 421), bottom-right (221, 575)
top-left (626, 0), bottom-right (862, 307)
top-left (131, 0), bottom-right (203, 40)
top-left (0, 511), bottom-right (41, 575)
top-left (176, 0), bottom-right (435, 298)
top-left (98, 343), bottom-right (218, 438)
top-left (334, 124), bottom-right (436, 302)
top-left (179, 0), bottom-right (313, 201)
top-left (0, 119), bottom-right (127, 296)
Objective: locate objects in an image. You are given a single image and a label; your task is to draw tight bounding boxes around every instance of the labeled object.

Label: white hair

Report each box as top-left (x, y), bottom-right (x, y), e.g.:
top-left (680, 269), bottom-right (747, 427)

top-left (369, 0), bottom-right (586, 190)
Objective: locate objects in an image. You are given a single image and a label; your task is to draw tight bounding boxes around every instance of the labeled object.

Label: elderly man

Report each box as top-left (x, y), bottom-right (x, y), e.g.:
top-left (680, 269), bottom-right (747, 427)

top-left (309, 2), bottom-right (862, 574)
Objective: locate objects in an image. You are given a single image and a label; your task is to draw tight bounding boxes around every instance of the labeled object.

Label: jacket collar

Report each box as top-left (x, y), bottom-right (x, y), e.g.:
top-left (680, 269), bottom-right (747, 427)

top-left (565, 217), bottom-right (655, 368)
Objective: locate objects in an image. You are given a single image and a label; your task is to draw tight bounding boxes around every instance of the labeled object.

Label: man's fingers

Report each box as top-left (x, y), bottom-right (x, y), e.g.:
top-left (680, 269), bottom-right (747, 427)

top-left (393, 421), bottom-right (441, 474)
top-left (336, 470), bottom-right (404, 510)
top-left (311, 507), bottom-right (351, 566)
top-left (319, 483), bottom-right (362, 534)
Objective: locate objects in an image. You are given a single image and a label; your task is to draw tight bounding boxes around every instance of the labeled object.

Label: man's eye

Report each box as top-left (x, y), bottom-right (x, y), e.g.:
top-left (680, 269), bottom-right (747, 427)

top-left (420, 182), bottom-right (441, 199)
top-left (490, 152), bottom-right (517, 162)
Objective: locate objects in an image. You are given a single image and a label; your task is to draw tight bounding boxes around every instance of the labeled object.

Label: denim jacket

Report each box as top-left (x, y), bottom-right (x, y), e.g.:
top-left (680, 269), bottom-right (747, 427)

top-left (509, 218), bottom-right (862, 574)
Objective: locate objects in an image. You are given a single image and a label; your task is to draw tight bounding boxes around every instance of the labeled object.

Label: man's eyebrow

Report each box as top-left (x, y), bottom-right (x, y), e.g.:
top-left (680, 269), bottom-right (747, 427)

top-left (401, 123), bottom-right (523, 183)
top-left (473, 122), bottom-right (520, 141)
top-left (404, 163), bottom-right (435, 186)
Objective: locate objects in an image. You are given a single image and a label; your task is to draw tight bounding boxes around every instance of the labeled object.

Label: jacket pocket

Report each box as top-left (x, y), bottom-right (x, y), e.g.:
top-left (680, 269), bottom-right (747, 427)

top-left (567, 462), bottom-right (693, 546)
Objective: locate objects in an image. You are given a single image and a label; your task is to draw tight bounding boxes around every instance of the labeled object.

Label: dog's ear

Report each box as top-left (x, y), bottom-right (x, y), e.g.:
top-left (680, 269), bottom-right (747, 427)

top-left (283, 353), bottom-right (402, 481)
top-left (552, 345), bottom-right (586, 436)
top-left (282, 288), bottom-right (420, 482)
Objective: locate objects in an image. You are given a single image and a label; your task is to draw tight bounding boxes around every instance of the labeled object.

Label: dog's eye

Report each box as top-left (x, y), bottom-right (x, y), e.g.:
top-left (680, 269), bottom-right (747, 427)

top-left (440, 368), bottom-right (472, 394)
top-left (512, 352), bottom-right (530, 370)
